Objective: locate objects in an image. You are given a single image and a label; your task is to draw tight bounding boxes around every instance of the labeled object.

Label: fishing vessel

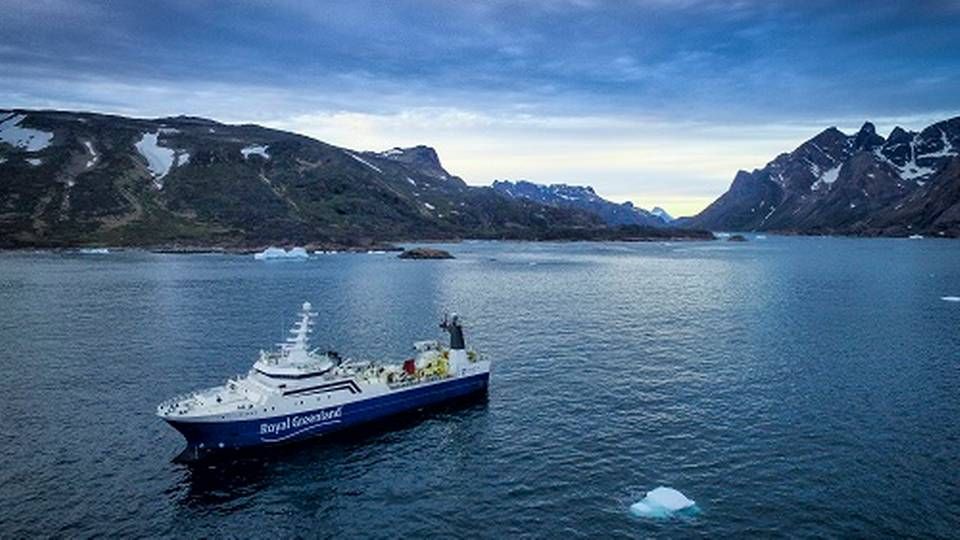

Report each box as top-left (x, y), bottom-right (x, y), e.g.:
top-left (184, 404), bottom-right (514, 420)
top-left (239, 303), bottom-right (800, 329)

top-left (157, 303), bottom-right (490, 459)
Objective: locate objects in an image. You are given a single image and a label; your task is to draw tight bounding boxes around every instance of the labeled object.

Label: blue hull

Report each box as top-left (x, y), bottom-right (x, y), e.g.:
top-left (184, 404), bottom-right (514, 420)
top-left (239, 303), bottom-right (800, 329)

top-left (167, 372), bottom-right (489, 456)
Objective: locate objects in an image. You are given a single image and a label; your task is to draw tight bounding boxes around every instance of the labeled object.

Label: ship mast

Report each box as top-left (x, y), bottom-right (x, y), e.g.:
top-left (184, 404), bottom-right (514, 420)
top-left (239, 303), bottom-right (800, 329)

top-left (282, 301), bottom-right (317, 361)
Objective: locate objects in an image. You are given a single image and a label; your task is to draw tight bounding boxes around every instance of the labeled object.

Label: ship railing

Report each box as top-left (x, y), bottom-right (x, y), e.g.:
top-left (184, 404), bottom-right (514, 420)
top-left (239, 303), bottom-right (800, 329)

top-left (386, 373), bottom-right (450, 390)
top-left (157, 391), bottom-right (202, 414)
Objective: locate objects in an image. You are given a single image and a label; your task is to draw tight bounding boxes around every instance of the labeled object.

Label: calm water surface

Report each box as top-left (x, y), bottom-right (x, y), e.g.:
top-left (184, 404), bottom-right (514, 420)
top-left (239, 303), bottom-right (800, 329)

top-left (1, 237), bottom-right (959, 538)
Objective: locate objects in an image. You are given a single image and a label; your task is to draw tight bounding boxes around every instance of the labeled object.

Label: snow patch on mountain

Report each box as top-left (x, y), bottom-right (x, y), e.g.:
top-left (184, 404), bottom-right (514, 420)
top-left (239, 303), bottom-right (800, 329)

top-left (0, 114), bottom-right (54, 152)
top-left (811, 165), bottom-right (842, 191)
top-left (241, 145), bottom-right (270, 159)
top-left (379, 148), bottom-right (404, 158)
top-left (83, 140), bottom-right (98, 168)
top-left (873, 146), bottom-right (936, 182)
top-left (915, 130), bottom-right (956, 159)
top-left (135, 132), bottom-right (175, 185)
top-left (651, 207), bottom-right (673, 222)
top-left (345, 151), bottom-right (382, 173)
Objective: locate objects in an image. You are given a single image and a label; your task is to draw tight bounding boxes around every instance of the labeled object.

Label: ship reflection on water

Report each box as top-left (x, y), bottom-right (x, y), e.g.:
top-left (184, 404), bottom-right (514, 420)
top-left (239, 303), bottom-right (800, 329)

top-left (173, 396), bottom-right (490, 507)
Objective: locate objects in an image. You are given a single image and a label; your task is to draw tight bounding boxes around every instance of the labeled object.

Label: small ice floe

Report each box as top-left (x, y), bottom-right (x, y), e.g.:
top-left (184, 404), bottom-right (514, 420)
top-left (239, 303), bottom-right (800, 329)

top-left (254, 247), bottom-right (309, 260)
top-left (755, 235), bottom-right (767, 240)
top-left (313, 250), bottom-right (338, 255)
top-left (908, 234), bottom-right (924, 240)
top-left (941, 296), bottom-right (960, 303)
top-left (79, 248), bottom-right (110, 254)
top-left (630, 487), bottom-right (697, 519)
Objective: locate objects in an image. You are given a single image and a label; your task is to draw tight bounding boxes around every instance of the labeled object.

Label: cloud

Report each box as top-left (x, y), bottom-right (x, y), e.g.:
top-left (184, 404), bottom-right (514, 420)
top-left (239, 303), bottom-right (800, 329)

top-left (1, 0), bottom-right (959, 216)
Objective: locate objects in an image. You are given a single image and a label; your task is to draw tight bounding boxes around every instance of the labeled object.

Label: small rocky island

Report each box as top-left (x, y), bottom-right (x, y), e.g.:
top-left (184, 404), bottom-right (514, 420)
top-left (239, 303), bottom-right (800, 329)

top-left (398, 247), bottom-right (455, 259)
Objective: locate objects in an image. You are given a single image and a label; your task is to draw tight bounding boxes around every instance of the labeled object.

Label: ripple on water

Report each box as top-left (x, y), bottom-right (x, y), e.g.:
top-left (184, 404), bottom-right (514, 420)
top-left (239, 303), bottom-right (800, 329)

top-left (0, 239), bottom-right (959, 537)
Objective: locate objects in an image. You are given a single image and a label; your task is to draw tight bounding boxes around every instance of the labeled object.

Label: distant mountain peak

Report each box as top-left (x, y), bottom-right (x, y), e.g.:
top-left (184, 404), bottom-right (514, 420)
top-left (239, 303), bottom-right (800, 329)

top-left (0, 108), bottom-right (615, 247)
top-left (492, 179), bottom-right (666, 228)
top-left (888, 126), bottom-right (912, 143)
top-left (372, 145), bottom-right (449, 179)
top-left (688, 114), bottom-right (960, 237)
top-left (651, 206), bottom-right (674, 223)
top-left (854, 121), bottom-right (884, 151)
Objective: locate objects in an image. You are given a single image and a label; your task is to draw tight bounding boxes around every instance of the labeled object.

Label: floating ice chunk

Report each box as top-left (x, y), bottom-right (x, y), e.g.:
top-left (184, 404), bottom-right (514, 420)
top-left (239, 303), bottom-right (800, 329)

top-left (0, 114), bottom-right (54, 151)
top-left (79, 248), bottom-right (110, 254)
top-left (254, 247), bottom-right (309, 260)
top-left (241, 145), bottom-right (270, 159)
top-left (26, 158), bottom-right (42, 166)
top-left (630, 487), bottom-right (696, 519)
top-left (942, 296), bottom-right (960, 302)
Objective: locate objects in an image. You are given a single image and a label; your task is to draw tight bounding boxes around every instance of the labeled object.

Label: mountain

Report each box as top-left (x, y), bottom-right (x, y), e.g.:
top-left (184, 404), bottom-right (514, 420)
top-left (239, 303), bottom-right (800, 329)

top-left (491, 180), bottom-right (667, 227)
top-left (365, 146), bottom-right (451, 180)
top-left (0, 109), bottom-right (625, 248)
top-left (651, 206), bottom-right (673, 223)
top-left (688, 117), bottom-right (960, 237)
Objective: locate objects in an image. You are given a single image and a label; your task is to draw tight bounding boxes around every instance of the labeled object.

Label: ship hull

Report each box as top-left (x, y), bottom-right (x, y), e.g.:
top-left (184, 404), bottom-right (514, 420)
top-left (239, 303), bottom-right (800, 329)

top-left (166, 372), bottom-right (489, 458)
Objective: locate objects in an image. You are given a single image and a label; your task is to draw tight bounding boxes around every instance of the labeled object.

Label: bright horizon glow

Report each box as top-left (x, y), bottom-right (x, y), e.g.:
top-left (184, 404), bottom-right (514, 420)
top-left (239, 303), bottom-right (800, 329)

top-left (1, 1), bottom-right (958, 217)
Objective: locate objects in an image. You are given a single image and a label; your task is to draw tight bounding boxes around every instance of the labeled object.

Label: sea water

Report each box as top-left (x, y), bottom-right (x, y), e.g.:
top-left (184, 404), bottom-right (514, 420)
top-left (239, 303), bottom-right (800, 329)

top-left (1, 237), bottom-right (959, 537)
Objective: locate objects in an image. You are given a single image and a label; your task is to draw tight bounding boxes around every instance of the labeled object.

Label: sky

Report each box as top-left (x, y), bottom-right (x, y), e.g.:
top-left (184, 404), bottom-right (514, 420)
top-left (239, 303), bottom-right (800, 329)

top-left (2, 0), bottom-right (959, 216)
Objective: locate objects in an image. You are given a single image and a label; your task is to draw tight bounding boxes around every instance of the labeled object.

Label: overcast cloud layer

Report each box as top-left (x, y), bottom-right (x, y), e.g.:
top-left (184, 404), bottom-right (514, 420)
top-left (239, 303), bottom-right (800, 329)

top-left (2, 0), bottom-right (958, 215)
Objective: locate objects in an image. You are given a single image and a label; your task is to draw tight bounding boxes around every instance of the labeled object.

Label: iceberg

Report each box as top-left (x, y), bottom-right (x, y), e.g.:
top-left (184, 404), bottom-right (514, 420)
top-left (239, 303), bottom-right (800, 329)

top-left (79, 248), bottom-right (110, 254)
top-left (630, 487), bottom-right (697, 519)
top-left (942, 296), bottom-right (960, 302)
top-left (254, 247), bottom-right (309, 260)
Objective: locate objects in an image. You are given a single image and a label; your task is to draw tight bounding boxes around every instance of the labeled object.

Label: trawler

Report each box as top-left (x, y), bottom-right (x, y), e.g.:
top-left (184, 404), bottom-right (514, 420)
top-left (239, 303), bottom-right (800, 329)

top-left (157, 303), bottom-right (490, 459)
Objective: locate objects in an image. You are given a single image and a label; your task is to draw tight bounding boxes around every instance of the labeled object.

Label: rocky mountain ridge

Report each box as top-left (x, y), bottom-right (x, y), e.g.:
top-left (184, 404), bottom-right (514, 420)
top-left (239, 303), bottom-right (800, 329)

top-left (491, 180), bottom-right (670, 227)
top-left (0, 109), bottom-right (709, 248)
top-left (689, 116), bottom-right (960, 237)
